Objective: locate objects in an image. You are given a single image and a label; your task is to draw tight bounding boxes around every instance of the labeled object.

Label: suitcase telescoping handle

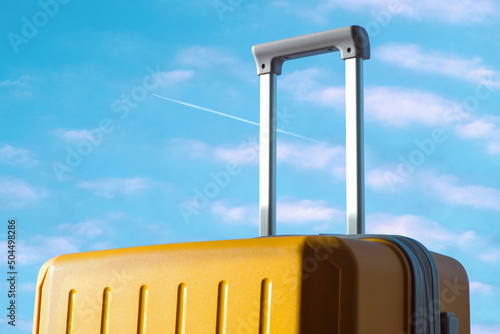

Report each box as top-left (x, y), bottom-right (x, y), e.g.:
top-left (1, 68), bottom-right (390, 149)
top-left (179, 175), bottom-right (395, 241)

top-left (252, 25), bottom-right (370, 237)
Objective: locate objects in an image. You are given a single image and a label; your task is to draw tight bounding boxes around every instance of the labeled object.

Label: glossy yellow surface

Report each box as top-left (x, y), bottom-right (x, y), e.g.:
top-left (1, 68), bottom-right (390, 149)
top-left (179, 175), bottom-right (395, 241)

top-left (33, 236), bottom-right (414, 333)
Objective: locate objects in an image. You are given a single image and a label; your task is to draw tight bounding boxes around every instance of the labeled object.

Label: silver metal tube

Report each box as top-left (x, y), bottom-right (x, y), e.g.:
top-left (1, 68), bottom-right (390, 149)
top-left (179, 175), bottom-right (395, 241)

top-left (345, 58), bottom-right (365, 234)
top-left (259, 73), bottom-right (277, 237)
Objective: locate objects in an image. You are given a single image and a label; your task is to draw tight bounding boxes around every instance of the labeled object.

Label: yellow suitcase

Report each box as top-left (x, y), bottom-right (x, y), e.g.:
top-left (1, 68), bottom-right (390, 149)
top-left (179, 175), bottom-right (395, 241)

top-left (33, 236), bottom-right (469, 333)
top-left (33, 26), bottom-right (470, 334)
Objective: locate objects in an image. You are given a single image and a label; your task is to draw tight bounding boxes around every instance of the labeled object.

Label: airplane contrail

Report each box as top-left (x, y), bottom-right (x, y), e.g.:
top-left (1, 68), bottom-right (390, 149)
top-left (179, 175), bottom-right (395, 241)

top-left (151, 93), bottom-right (321, 143)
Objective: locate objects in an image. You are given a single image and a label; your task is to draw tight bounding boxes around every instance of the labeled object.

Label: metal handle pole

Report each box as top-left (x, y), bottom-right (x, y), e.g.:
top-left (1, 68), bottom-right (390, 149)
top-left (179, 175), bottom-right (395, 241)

top-left (346, 58), bottom-right (365, 234)
top-left (259, 73), bottom-right (277, 237)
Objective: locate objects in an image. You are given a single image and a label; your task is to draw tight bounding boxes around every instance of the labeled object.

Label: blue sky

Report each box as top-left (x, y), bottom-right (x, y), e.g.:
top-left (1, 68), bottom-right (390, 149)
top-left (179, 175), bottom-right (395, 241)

top-left (1, 0), bottom-right (500, 332)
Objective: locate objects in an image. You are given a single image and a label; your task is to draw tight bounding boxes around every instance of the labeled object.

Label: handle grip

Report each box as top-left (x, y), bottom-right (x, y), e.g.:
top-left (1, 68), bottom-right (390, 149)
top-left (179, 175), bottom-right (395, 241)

top-left (253, 26), bottom-right (369, 237)
top-left (252, 25), bottom-right (370, 76)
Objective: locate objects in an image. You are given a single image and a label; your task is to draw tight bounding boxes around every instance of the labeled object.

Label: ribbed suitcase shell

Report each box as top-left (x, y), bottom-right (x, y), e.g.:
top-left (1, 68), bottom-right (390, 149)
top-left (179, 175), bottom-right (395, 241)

top-left (33, 235), bottom-right (469, 333)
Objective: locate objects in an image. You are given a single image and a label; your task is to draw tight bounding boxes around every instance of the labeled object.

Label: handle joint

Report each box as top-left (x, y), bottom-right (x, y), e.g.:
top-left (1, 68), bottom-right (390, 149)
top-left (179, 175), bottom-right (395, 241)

top-left (252, 25), bottom-right (370, 76)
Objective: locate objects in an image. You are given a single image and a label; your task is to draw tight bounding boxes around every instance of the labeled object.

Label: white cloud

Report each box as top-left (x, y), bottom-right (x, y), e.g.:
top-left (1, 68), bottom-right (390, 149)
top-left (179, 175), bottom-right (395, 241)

top-left (456, 118), bottom-right (500, 139)
top-left (455, 116), bottom-right (500, 155)
top-left (212, 199), bottom-right (500, 258)
top-left (177, 46), bottom-right (236, 68)
top-left (90, 241), bottom-right (114, 251)
top-left (166, 138), bottom-right (211, 159)
top-left (153, 70), bottom-right (195, 86)
top-left (53, 128), bottom-right (94, 143)
top-left (12, 213), bottom-right (129, 266)
top-left (0, 75), bottom-right (34, 100)
top-left (280, 68), bottom-right (465, 128)
top-left (0, 280), bottom-right (36, 293)
top-left (176, 46), bottom-right (254, 82)
top-left (213, 142), bottom-right (259, 165)
top-left (368, 167), bottom-right (500, 211)
top-left (273, 0), bottom-right (499, 25)
top-left (365, 167), bottom-right (408, 192)
top-left (469, 281), bottom-right (495, 294)
top-left (15, 236), bottom-right (79, 265)
top-left (213, 140), bottom-right (346, 178)
top-left (58, 219), bottom-right (106, 238)
top-left (367, 213), bottom-right (464, 251)
top-left (368, 212), bottom-right (500, 262)
top-left (471, 325), bottom-right (500, 334)
top-left (0, 317), bottom-right (33, 331)
top-left (277, 199), bottom-right (344, 224)
top-left (281, 67), bottom-right (500, 155)
top-left (169, 138), bottom-right (344, 177)
top-left (166, 138), bottom-right (258, 163)
top-left (78, 177), bottom-right (151, 198)
top-left (377, 43), bottom-right (500, 88)
top-left (18, 318), bottom-right (33, 332)
top-left (0, 76), bottom-right (30, 88)
top-left (431, 174), bottom-right (500, 210)
top-left (479, 248), bottom-right (500, 263)
top-left (486, 141), bottom-right (500, 155)
top-left (0, 177), bottom-right (46, 209)
top-left (365, 86), bottom-right (459, 127)
top-left (18, 282), bottom-right (36, 293)
top-left (211, 201), bottom-right (257, 225)
top-left (307, 86), bottom-right (345, 106)
top-left (211, 198), bottom-right (343, 226)
top-left (278, 141), bottom-right (345, 171)
top-left (0, 144), bottom-right (38, 167)
top-left (280, 68), bottom-right (344, 106)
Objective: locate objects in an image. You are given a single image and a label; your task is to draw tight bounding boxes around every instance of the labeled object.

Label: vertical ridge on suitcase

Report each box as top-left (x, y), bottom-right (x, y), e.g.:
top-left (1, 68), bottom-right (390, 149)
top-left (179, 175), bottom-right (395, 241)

top-left (65, 289), bottom-right (75, 334)
top-left (100, 287), bottom-right (111, 334)
top-left (175, 282), bottom-right (187, 334)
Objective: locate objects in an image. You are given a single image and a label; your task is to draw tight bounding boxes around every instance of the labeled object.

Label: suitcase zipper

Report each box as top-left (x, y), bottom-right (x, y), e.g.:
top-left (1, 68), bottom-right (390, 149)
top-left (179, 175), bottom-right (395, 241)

top-left (344, 235), bottom-right (441, 334)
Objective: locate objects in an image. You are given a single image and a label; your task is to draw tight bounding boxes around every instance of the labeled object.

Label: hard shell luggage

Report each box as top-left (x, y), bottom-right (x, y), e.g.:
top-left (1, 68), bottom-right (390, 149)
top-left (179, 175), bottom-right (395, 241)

top-left (33, 25), bottom-right (470, 334)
